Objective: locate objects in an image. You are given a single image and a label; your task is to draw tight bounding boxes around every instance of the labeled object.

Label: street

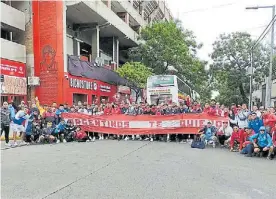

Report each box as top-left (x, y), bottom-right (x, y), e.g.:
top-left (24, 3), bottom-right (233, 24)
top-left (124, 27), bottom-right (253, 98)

top-left (1, 141), bottom-right (275, 199)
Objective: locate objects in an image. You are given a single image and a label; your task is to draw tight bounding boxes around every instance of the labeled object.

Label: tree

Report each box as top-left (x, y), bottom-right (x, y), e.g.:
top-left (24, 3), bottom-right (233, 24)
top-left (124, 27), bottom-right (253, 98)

top-left (210, 32), bottom-right (270, 104)
top-left (129, 20), bottom-right (212, 101)
top-left (116, 62), bottom-right (153, 101)
top-left (129, 20), bottom-right (201, 75)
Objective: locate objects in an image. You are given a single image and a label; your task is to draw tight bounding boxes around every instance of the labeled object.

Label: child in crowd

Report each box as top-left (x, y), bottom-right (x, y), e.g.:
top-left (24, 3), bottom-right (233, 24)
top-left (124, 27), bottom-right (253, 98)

top-left (64, 120), bottom-right (77, 142)
top-left (39, 122), bottom-right (55, 144)
top-left (53, 119), bottom-right (66, 143)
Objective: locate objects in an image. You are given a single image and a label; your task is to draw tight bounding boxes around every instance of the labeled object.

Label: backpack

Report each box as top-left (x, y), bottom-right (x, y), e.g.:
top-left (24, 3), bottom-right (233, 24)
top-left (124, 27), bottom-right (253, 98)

top-left (191, 136), bottom-right (205, 149)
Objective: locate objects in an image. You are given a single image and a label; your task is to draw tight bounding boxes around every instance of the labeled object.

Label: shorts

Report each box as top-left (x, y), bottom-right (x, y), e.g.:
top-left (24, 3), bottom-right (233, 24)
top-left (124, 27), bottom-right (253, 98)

top-left (10, 123), bottom-right (25, 133)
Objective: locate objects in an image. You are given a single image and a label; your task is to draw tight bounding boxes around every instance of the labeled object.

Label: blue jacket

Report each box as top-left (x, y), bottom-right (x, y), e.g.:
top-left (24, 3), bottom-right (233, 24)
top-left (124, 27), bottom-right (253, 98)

top-left (25, 114), bottom-right (34, 135)
top-left (199, 126), bottom-right (217, 140)
top-left (54, 122), bottom-right (65, 133)
top-left (249, 127), bottom-right (273, 148)
top-left (8, 105), bottom-right (15, 119)
top-left (55, 109), bottom-right (66, 116)
top-left (248, 118), bottom-right (263, 134)
top-left (12, 110), bottom-right (27, 125)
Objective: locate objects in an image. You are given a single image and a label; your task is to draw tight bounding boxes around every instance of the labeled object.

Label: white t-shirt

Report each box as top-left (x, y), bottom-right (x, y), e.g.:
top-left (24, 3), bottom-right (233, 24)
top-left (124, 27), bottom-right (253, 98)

top-left (218, 126), bottom-right (233, 137)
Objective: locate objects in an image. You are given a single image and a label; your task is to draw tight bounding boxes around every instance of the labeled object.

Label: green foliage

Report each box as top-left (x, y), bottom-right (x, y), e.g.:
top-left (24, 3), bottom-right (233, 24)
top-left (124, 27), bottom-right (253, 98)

top-left (129, 20), bottom-right (200, 75)
top-left (116, 62), bottom-right (153, 89)
top-left (129, 20), bottom-right (211, 101)
top-left (210, 32), bottom-right (271, 104)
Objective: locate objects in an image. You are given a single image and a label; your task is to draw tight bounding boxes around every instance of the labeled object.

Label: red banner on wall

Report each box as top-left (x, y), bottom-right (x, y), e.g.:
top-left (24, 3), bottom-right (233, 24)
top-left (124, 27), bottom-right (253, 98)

top-left (62, 113), bottom-right (228, 135)
top-left (0, 58), bottom-right (26, 77)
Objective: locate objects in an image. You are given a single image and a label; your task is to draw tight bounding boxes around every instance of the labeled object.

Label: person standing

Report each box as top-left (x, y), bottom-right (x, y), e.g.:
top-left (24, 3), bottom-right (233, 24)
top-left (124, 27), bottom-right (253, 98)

top-left (1, 102), bottom-right (11, 146)
top-left (10, 107), bottom-right (28, 146)
top-left (248, 112), bottom-right (263, 134)
top-left (236, 104), bottom-right (250, 129)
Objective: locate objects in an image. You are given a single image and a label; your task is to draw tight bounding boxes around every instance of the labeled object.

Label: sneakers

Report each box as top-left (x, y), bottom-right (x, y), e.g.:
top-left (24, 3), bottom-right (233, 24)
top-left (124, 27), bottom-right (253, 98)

top-left (13, 142), bottom-right (18, 146)
top-left (144, 137), bottom-right (149, 141)
top-left (124, 136), bottom-right (129, 141)
top-left (63, 139), bottom-right (67, 143)
top-left (56, 140), bottom-right (60, 144)
top-left (267, 155), bottom-right (273, 160)
top-left (20, 141), bottom-right (27, 146)
top-left (5, 142), bottom-right (11, 147)
top-left (92, 137), bottom-right (96, 142)
top-left (150, 138), bottom-right (153, 142)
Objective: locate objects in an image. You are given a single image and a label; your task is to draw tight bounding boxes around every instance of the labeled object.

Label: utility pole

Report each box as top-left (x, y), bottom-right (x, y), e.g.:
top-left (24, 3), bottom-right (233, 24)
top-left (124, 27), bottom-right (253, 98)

top-left (249, 49), bottom-right (253, 110)
top-left (266, 6), bottom-right (275, 108)
top-left (246, 5), bottom-right (275, 108)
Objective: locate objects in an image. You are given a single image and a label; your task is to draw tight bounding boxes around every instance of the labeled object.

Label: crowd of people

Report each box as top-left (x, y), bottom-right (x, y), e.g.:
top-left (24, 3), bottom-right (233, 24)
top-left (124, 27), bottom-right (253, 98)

top-left (1, 98), bottom-right (276, 160)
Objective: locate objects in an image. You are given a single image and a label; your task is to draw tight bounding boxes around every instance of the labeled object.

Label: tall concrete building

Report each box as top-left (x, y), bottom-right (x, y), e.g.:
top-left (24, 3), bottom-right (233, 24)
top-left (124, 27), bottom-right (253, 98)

top-left (0, 0), bottom-right (30, 104)
top-left (0, 0), bottom-right (172, 105)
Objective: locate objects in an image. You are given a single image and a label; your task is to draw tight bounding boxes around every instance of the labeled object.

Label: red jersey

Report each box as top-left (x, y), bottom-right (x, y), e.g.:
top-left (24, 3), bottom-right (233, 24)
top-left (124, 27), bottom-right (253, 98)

top-left (263, 113), bottom-right (276, 129)
top-left (230, 130), bottom-right (242, 148)
top-left (103, 108), bottom-right (112, 115)
top-left (207, 106), bottom-right (217, 116)
top-left (239, 130), bottom-right (255, 150)
top-left (156, 111), bottom-right (161, 115)
top-left (271, 128), bottom-right (276, 146)
top-left (111, 108), bottom-right (121, 114)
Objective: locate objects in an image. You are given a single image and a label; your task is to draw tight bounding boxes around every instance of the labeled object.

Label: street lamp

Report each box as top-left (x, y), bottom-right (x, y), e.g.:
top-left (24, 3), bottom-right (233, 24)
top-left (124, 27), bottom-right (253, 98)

top-left (246, 5), bottom-right (275, 108)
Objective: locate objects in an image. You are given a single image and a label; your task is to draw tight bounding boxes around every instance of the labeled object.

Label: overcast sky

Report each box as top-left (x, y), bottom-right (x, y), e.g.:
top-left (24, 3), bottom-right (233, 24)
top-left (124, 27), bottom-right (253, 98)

top-left (167, 0), bottom-right (275, 61)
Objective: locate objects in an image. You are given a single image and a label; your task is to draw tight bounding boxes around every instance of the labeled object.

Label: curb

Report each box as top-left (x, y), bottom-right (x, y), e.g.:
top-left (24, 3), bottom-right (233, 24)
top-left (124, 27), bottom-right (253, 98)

top-left (1, 136), bottom-right (21, 141)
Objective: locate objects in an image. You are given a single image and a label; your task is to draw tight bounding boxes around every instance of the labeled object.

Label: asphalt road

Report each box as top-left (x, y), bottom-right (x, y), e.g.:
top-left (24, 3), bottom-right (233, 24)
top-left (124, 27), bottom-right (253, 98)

top-left (1, 140), bottom-right (275, 199)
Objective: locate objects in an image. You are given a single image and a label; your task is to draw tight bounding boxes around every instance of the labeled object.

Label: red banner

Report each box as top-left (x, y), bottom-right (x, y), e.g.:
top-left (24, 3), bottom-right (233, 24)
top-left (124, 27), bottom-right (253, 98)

top-left (0, 58), bottom-right (26, 77)
top-left (62, 113), bottom-right (228, 135)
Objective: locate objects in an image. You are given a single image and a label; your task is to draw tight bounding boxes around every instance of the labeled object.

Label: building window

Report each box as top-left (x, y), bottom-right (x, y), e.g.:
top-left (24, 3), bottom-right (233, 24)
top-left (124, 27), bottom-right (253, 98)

top-left (73, 94), bottom-right (87, 105)
top-left (1, 29), bottom-right (11, 41)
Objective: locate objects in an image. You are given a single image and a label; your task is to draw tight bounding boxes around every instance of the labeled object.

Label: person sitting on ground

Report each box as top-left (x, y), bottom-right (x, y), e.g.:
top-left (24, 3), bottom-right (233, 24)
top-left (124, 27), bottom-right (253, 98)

top-left (246, 126), bottom-right (273, 160)
top-left (217, 121), bottom-right (233, 146)
top-left (240, 127), bottom-right (255, 154)
top-left (75, 127), bottom-right (89, 142)
top-left (39, 122), bottom-right (55, 144)
top-left (25, 112), bottom-right (34, 145)
top-left (229, 125), bottom-right (242, 151)
top-left (248, 112), bottom-right (263, 135)
top-left (199, 121), bottom-right (218, 148)
top-left (64, 120), bottom-right (77, 142)
top-left (53, 119), bottom-right (66, 143)
top-left (32, 121), bottom-right (42, 143)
